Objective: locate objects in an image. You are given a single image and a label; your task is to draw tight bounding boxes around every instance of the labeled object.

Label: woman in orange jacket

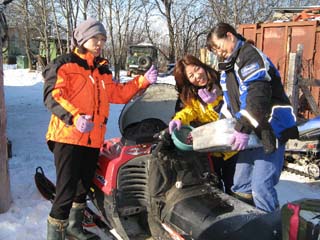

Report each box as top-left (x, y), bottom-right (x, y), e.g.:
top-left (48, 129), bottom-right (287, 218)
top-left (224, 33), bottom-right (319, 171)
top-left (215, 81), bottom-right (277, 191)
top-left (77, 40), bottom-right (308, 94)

top-left (43, 18), bottom-right (157, 240)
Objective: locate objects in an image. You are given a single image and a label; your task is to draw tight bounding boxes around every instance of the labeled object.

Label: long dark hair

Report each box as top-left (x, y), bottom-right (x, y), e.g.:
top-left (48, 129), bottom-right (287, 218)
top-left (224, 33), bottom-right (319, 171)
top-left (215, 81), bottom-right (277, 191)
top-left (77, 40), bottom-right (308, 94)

top-left (206, 22), bottom-right (246, 51)
top-left (173, 54), bottom-right (220, 105)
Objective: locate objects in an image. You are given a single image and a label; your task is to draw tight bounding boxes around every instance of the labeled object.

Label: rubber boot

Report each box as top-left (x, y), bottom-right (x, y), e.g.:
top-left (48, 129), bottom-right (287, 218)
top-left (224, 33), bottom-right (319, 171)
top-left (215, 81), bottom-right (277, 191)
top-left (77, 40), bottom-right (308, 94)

top-left (47, 216), bottom-right (68, 240)
top-left (66, 202), bottom-right (100, 240)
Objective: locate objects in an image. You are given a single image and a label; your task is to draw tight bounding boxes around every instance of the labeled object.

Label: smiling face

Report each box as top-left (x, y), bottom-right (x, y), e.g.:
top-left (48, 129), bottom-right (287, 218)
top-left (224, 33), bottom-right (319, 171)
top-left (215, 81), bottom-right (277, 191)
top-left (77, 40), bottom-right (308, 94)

top-left (185, 64), bottom-right (208, 87)
top-left (83, 34), bottom-right (106, 57)
top-left (210, 32), bottom-right (237, 60)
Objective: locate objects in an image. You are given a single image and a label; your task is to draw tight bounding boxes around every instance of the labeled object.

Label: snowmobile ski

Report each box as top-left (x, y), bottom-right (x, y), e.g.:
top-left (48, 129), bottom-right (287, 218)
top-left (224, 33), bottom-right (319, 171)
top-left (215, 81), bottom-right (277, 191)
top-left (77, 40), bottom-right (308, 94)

top-left (34, 166), bottom-right (119, 240)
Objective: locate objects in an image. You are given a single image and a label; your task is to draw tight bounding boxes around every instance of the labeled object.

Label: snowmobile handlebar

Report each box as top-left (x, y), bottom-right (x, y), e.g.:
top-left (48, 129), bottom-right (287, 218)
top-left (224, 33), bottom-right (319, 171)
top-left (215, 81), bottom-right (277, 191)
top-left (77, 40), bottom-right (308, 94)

top-left (152, 128), bottom-right (171, 144)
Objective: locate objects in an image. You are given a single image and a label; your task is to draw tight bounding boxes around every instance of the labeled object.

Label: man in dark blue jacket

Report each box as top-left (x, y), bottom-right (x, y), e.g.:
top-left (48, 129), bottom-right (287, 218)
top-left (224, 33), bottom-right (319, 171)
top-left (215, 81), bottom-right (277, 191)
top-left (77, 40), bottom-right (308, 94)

top-left (206, 22), bottom-right (298, 212)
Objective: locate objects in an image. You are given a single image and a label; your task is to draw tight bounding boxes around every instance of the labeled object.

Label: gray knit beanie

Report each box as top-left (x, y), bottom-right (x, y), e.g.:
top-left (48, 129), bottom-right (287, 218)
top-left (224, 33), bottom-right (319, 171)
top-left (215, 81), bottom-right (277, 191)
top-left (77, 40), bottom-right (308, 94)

top-left (71, 18), bottom-right (106, 49)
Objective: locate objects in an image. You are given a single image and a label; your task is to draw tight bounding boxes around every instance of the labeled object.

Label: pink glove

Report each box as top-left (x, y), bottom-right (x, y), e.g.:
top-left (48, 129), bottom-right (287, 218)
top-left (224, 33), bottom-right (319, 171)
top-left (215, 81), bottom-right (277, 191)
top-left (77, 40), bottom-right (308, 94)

top-left (197, 88), bottom-right (217, 103)
top-left (168, 119), bottom-right (182, 134)
top-left (75, 115), bottom-right (94, 133)
top-left (144, 65), bottom-right (158, 84)
top-left (229, 130), bottom-right (250, 151)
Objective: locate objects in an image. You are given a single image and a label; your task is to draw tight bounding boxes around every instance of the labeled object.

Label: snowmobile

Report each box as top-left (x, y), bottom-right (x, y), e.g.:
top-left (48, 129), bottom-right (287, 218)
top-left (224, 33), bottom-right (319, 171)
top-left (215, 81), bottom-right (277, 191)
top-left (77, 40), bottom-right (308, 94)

top-left (88, 83), bottom-right (283, 240)
top-left (284, 116), bottom-right (320, 179)
top-left (34, 83), bottom-right (320, 239)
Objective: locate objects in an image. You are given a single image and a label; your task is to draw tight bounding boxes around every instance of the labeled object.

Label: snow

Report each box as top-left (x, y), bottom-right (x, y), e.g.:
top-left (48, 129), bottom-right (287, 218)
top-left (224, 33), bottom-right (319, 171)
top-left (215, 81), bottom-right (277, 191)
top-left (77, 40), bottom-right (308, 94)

top-left (0, 66), bottom-right (320, 239)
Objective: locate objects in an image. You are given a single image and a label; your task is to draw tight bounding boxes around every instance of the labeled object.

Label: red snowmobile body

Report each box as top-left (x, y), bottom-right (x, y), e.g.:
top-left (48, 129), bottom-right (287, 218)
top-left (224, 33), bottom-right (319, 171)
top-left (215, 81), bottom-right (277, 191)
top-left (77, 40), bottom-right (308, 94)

top-left (93, 138), bottom-right (152, 196)
top-left (90, 84), bottom-right (282, 240)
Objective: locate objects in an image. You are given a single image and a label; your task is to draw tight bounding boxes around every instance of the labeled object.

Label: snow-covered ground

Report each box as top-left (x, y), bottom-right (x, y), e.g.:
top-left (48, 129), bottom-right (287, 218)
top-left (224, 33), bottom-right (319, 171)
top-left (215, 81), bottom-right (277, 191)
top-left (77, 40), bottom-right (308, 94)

top-left (0, 66), bottom-right (320, 240)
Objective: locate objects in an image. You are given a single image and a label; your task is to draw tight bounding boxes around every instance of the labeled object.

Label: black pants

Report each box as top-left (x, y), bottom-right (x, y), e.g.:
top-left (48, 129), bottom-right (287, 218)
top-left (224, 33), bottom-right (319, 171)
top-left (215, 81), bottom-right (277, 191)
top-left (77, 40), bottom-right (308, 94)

top-left (212, 154), bottom-right (237, 194)
top-left (48, 141), bottom-right (100, 220)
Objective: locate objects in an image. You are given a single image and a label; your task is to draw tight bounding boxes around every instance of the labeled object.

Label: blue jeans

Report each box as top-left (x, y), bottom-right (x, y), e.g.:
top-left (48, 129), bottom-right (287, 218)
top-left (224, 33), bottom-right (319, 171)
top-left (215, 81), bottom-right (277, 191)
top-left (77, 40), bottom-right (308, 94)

top-left (231, 145), bottom-right (285, 212)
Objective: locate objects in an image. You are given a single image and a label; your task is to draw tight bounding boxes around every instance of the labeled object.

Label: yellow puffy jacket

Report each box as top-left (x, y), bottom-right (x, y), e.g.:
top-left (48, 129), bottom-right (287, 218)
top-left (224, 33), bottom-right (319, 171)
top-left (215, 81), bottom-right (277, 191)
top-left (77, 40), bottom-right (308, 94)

top-left (43, 48), bottom-right (151, 148)
top-left (173, 96), bottom-right (222, 125)
top-left (173, 96), bottom-right (237, 160)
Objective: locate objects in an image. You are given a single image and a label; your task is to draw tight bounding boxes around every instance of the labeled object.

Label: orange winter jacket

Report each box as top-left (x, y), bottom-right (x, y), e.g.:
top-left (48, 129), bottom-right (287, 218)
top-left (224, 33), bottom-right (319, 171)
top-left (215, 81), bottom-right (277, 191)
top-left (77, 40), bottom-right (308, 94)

top-left (43, 48), bottom-right (150, 148)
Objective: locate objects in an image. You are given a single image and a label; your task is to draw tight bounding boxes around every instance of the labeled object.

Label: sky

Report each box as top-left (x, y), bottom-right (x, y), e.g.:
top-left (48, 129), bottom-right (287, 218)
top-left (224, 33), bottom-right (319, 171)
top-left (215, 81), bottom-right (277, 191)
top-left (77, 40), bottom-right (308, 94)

top-left (0, 66), bottom-right (320, 240)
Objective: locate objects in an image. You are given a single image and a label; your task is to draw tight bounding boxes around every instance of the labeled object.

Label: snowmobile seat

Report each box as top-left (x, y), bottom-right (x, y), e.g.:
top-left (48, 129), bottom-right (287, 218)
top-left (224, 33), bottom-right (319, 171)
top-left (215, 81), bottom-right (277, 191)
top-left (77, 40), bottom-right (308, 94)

top-left (297, 116), bottom-right (320, 140)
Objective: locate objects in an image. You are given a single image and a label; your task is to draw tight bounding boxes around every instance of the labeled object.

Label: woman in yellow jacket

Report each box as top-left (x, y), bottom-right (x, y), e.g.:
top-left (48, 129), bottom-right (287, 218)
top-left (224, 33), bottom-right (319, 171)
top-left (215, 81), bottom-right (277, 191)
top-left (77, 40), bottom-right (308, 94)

top-left (43, 18), bottom-right (157, 240)
top-left (169, 54), bottom-right (237, 195)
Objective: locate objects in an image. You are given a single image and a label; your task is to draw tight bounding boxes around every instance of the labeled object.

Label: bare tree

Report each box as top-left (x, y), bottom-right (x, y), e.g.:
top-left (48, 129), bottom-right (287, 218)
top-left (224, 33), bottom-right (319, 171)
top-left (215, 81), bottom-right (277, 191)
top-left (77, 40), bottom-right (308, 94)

top-left (34, 0), bottom-right (51, 64)
top-left (6, 0), bottom-right (39, 69)
top-left (50, 0), bottom-right (64, 56)
top-left (58, 0), bottom-right (80, 52)
top-left (11, 0), bottom-right (34, 69)
top-left (205, 0), bottom-right (287, 26)
top-left (89, 0), bottom-right (104, 21)
top-left (172, 0), bottom-right (209, 58)
top-left (80, 0), bottom-right (90, 20)
top-left (8, 0), bottom-right (319, 73)
top-left (155, 0), bottom-right (175, 63)
top-left (288, 0), bottom-right (320, 6)
top-left (240, 0), bottom-right (283, 23)
top-left (103, 0), bottom-right (143, 80)
top-left (144, 0), bottom-right (209, 62)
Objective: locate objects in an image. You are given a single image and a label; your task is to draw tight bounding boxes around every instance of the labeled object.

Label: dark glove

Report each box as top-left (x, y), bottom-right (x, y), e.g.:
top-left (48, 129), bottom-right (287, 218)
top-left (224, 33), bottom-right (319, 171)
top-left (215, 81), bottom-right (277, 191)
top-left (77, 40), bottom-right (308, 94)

top-left (279, 126), bottom-right (299, 144)
top-left (152, 129), bottom-right (174, 157)
top-left (261, 128), bottom-right (276, 154)
top-left (197, 88), bottom-right (217, 103)
top-left (144, 65), bottom-right (158, 84)
top-left (229, 130), bottom-right (250, 151)
top-left (153, 128), bottom-right (173, 146)
top-left (168, 119), bottom-right (182, 134)
top-left (75, 115), bottom-right (94, 133)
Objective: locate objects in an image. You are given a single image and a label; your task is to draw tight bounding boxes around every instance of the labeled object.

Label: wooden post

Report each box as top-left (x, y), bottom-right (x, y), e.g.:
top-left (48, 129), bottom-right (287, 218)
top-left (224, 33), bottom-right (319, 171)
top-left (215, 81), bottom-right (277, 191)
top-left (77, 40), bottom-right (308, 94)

top-left (299, 79), bottom-right (320, 116)
top-left (286, 44), bottom-right (303, 116)
top-left (286, 44), bottom-right (320, 117)
top-left (200, 48), bottom-right (207, 64)
top-left (0, 15), bottom-right (11, 213)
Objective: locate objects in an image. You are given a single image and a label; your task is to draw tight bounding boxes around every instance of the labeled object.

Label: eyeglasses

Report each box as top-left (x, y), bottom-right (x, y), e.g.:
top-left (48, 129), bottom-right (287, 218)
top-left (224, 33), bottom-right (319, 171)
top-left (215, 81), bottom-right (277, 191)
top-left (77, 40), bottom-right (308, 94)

top-left (210, 39), bottom-right (226, 54)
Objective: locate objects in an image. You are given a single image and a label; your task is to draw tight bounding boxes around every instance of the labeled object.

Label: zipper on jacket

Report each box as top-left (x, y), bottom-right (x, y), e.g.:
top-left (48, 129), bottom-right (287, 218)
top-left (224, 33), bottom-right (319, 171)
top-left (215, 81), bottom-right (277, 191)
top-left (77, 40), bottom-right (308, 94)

top-left (89, 75), bottom-right (95, 84)
top-left (88, 74), bottom-right (95, 146)
top-left (89, 73), bottom-right (101, 116)
top-left (89, 74), bottom-right (96, 118)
